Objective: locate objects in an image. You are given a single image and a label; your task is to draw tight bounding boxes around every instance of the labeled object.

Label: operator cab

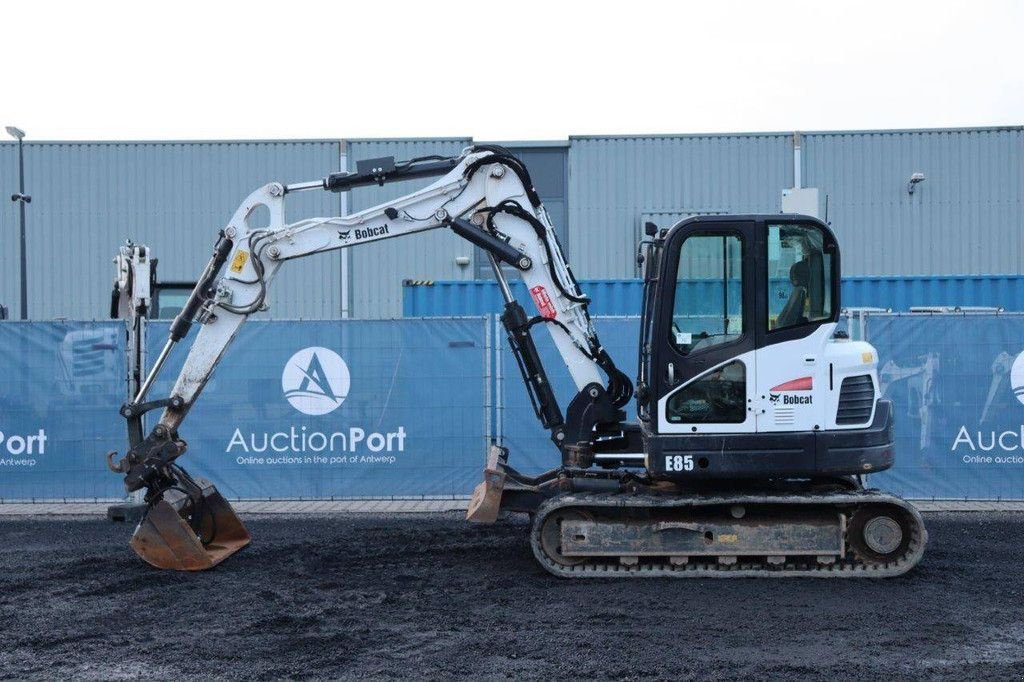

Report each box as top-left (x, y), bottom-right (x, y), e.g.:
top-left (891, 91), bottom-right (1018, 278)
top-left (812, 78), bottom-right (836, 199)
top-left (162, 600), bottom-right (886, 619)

top-left (636, 215), bottom-right (893, 481)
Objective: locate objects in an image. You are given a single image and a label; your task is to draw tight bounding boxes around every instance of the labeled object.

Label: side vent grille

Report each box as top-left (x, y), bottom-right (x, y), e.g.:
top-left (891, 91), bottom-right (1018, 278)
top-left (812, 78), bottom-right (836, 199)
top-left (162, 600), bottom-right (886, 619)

top-left (837, 375), bottom-right (874, 425)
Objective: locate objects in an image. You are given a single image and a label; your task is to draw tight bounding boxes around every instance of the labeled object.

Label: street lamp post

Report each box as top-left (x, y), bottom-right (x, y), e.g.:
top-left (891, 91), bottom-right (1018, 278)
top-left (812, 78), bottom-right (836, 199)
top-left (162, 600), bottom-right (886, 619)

top-left (6, 126), bottom-right (30, 320)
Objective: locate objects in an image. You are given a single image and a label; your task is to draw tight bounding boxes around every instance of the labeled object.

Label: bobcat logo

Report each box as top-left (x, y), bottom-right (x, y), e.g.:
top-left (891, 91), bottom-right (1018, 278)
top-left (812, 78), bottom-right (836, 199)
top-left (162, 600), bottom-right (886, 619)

top-left (338, 230), bottom-right (353, 242)
top-left (769, 393), bottom-right (781, 404)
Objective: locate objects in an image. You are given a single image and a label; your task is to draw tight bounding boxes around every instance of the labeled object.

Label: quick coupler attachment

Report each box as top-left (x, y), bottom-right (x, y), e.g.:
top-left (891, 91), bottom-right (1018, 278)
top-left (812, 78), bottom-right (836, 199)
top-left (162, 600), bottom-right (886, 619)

top-left (107, 426), bottom-right (250, 571)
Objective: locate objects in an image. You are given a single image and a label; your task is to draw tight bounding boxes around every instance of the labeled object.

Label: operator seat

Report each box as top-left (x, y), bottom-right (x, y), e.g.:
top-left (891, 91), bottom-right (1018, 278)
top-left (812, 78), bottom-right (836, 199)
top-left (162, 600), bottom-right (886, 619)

top-left (776, 260), bottom-right (809, 328)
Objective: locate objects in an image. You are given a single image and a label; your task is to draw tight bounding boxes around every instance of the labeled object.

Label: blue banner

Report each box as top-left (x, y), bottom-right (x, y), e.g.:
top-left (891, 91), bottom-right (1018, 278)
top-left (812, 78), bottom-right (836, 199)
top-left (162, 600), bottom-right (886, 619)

top-left (499, 318), bottom-right (640, 473)
top-left (868, 314), bottom-right (1024, 499)
top-left (0, 321), bottom-right (126, 500)
top-left (499, 314), bottom-right (1024, 500)
top-left (145, 318), bottom-right (489, 499)
top-left (6, 314), bottom-right (1024, 501)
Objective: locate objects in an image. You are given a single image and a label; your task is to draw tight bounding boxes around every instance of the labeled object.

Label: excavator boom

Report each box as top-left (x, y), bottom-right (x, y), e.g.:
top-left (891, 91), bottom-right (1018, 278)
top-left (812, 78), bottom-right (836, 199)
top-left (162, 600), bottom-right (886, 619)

top-left (109, 146), bottom-right (631, 570)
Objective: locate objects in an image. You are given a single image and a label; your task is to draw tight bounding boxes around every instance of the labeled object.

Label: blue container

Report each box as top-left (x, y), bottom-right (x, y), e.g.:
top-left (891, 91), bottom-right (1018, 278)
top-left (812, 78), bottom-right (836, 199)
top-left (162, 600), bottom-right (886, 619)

top-left (404, 276), bottom-right (1024, 317)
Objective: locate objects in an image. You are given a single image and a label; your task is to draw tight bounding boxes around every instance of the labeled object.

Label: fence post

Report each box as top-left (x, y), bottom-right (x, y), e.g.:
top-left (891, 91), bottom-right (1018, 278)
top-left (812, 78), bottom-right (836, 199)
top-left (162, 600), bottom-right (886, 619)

top-left (483, 314), bottom-right (491, 464)
top-left (495, 314), bottom-right (504, 446)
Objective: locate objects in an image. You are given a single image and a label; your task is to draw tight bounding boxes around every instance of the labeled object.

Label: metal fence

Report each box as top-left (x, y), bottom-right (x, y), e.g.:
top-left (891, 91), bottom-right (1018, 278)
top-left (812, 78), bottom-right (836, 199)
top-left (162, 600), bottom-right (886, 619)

top-left (0, 321), bottom-right (127, 500)
top-left (0, 318), bottom-right (491, 501)
top-left (3, 313), bottom-right (1024, 501)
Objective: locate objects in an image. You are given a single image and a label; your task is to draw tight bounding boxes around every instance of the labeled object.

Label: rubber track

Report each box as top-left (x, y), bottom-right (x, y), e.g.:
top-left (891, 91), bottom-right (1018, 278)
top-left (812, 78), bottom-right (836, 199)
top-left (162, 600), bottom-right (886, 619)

top-left (530, 490), bottom-right (927, 578)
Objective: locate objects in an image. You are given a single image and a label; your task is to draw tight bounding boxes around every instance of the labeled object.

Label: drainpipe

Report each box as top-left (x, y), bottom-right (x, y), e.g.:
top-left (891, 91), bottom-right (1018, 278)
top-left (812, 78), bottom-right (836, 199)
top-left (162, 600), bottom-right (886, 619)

top-left (792, 131), bottom-right (802, 190)
top-left (339, 140), bottom-right (350, 318)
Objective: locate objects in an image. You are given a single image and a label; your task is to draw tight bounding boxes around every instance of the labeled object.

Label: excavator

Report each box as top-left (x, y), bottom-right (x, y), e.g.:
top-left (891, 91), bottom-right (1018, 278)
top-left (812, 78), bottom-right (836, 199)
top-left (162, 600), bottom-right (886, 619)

top-left (107, 145), bottom-right (927, 577)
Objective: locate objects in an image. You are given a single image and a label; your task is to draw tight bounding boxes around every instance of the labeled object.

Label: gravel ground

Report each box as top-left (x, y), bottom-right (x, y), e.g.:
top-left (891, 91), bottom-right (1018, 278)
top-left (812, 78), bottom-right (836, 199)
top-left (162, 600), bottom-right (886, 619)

top-left (1, 512), bottom-right (1022, 680)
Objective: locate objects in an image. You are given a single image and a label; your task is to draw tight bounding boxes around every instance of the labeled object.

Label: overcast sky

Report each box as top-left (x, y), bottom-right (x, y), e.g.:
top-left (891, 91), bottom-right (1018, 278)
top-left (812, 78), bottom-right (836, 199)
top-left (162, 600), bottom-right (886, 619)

top-left (1, 0), bottom-right (1020, 141)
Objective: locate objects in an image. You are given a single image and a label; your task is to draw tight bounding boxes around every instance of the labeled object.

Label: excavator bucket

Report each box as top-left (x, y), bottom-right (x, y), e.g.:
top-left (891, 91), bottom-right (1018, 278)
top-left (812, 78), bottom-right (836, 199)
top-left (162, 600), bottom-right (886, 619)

top-left (129, 479), bottom-right (250, 571)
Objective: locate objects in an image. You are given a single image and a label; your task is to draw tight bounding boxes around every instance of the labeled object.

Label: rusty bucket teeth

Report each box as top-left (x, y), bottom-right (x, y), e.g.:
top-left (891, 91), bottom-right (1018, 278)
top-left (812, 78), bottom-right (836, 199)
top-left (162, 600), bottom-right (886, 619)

top-left (130, 480), bottom-right (250, 571)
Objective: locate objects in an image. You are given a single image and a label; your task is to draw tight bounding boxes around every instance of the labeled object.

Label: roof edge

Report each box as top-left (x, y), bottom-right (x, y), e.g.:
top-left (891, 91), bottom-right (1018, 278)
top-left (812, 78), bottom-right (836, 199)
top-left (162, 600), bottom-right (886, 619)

top-left (570, 124), bottom-right (1024, 141)
top-left (0, 138), bottom-right (344, 146)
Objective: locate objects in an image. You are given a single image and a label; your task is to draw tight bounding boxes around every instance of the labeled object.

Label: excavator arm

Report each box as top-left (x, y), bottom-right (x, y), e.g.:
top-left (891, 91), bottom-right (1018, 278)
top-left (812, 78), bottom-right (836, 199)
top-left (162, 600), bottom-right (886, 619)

top-left (108, 146), bottom-right (632, 569)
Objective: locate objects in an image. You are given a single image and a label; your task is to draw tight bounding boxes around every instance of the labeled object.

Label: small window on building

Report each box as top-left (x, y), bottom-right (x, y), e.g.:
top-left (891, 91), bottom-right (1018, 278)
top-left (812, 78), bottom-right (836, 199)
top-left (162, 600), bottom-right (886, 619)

top-left (767, 223), bottom-right (835, 332)
top-left (666, 360), bottom-right (747, 424)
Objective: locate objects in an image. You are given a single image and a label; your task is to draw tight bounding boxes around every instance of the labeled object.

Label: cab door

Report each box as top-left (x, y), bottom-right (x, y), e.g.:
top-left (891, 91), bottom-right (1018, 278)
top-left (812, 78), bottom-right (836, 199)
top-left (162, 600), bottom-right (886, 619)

top-left (753, 220), bottom-right (840, 433)
top-left (650, 218), bottom-right (758, 435)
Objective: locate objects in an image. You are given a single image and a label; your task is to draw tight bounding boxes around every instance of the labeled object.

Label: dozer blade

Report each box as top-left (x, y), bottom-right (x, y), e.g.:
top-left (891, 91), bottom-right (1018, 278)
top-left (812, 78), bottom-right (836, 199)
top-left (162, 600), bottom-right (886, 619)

top-left (466, 445), bottom-right (508, 524)
top-left (130, 480), bottom-right (250, 571)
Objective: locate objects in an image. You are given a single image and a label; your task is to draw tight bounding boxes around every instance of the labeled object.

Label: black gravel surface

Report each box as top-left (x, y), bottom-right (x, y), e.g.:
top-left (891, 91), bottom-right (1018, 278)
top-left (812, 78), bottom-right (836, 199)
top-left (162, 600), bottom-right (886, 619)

top-left (1, 512), bottom-right (1022, 680)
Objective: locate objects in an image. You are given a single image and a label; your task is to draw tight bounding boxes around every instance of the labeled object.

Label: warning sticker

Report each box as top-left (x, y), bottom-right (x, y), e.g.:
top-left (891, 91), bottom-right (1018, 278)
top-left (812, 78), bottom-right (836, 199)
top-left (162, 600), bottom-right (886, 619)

top-left (230, 250), bottom-right (249, 273)
top-left (530, 285), bottom-right (557, 319)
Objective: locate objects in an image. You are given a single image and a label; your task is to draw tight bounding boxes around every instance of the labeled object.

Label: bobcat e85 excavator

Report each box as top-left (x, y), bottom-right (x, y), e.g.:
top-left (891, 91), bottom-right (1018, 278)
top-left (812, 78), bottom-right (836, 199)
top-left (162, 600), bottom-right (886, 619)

top-left (107, 145), bottom-right (927, 577)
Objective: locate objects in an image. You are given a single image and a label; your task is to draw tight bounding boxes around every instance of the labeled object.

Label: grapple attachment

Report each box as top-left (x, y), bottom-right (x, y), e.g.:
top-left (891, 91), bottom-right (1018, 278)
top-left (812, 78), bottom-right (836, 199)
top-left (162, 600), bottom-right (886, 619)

top-left (130, 478), bottom-right (250, 571)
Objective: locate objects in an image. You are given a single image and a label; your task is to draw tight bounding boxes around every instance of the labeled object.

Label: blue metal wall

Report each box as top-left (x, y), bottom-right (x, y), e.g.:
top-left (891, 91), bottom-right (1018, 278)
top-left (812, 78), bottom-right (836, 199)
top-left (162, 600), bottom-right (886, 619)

top-left (404, 275), bottom-right (1024, 317)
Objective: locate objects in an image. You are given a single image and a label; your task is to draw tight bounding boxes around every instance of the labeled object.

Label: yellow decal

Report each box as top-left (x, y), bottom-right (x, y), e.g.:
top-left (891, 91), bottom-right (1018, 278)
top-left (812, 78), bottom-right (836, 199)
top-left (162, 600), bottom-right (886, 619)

top-left (861, 351), bottom-right (874, 364)
top-left (230, 250), bottom-right (249, 273)
top-left (718, 534), bottom-right (739, 543)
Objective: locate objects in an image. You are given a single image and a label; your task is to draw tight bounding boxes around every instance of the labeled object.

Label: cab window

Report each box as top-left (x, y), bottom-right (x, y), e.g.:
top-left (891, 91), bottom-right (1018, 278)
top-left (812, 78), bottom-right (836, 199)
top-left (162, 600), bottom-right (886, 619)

top-left (669, 233), bottom-right (743, 355)
top-left (666, 360), bottom-right (747, 423)
top-left (767, 223), bottom-right (835, 331)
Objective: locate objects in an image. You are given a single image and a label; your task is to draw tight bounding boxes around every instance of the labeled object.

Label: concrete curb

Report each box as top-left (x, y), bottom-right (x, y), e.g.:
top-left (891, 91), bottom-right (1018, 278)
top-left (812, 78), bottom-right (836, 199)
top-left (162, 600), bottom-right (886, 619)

top-left (2, 499), bottom-right (1024, 517)
top-left (0, 499), bottom-right (472, 517)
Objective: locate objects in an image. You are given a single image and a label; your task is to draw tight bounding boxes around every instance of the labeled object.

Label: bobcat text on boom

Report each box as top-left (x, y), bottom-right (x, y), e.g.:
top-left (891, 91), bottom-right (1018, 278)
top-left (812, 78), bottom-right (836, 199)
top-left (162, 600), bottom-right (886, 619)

top-left (0, 429), bottom-right (47, 455)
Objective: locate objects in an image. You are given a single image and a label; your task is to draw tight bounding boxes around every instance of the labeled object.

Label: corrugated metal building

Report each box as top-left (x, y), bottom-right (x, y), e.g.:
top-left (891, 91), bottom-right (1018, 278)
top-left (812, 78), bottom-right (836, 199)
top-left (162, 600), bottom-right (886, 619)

top-left (0, 140), bottom-right (345, 319)
top-left (344, 138), bottom-right (471, 318)
top-left (567, 127), bottom-right (1023, 278)
top-left (0, 126), bottom-right (1020, 320)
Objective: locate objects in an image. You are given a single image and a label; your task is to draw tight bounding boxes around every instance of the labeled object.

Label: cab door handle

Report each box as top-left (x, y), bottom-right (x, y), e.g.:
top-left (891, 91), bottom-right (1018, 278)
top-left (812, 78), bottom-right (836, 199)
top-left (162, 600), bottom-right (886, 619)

top-left (666, 362), bottom-right (675, 386)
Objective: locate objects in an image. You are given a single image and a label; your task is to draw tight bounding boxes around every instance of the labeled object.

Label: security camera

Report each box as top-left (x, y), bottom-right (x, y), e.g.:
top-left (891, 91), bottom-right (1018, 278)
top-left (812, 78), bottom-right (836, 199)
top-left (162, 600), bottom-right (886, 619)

top-left (907, 172), bottom-right (926, 194)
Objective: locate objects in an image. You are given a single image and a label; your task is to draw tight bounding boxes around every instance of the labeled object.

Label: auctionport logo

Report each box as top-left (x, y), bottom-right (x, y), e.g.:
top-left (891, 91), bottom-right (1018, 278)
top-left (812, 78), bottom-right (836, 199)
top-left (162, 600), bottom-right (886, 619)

top-left (1012, 350), bottom-right (1024, 406)
top-left (0, 428), bottom-right (47, 467)
top-left (229, 346), bottom-right (406, 463)
top-left (952, 349), bottom-right (1024, 463)
top-left (281, 347), bottom-right (350, 416)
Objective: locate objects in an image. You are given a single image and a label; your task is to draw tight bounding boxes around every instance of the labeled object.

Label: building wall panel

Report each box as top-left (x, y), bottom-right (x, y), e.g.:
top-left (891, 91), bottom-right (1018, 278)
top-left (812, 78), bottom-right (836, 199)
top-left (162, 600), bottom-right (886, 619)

top-left (0, 145), bottom-right (20, 317)
top-left (346, 138), bottom-right (472, 318)
top-left (803, 128), bottom-right (1024, 276)
top-left (568, 134), bottom-right (793, 279)
top-left (0, 140), bottom-right (342, 319)
top-left (2, 127), bottom-right (1020, 321)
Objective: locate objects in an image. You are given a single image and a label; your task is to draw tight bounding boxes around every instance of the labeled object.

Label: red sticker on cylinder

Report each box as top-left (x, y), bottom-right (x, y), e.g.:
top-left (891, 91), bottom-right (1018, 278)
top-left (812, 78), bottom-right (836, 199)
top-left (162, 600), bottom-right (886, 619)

top-left (530, 285), bottom-right (557, 319)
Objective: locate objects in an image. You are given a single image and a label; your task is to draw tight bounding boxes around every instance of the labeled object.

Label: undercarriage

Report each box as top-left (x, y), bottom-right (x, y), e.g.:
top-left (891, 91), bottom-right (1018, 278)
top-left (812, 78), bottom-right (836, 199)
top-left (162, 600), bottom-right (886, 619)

top-left (469, 446), bottom-right (927, 578)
